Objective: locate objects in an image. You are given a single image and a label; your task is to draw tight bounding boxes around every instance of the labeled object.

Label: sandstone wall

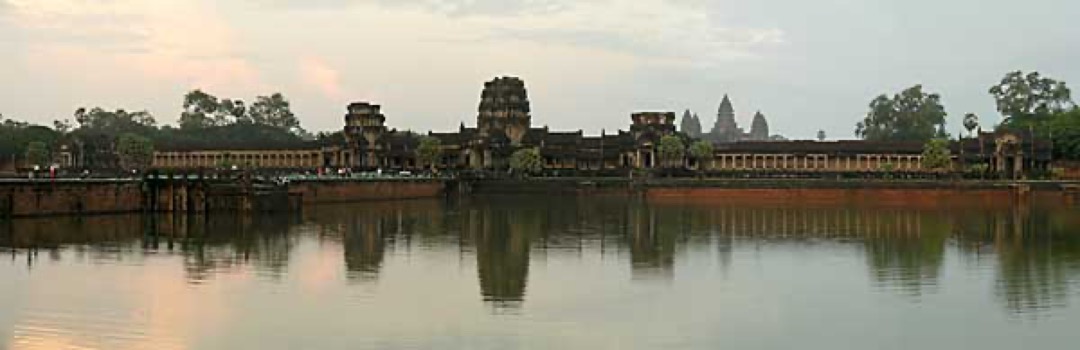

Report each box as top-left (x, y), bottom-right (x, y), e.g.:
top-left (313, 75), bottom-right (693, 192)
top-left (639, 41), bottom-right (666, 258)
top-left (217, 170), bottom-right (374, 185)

top-left (289, 180), bottom-right (445, 204)
top-left (0, 180), bottom-right (144, 217)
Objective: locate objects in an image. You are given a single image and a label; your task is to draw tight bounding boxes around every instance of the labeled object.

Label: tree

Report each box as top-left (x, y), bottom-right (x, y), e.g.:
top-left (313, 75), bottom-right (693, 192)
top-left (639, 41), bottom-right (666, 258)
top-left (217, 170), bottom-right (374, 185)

top-left (0, 118), bottom-right (62, 160)
top-left (509, 148), bottom-right (543, 176)
top-left (53, 119), bottom-right (74, 134)
top-left (856, 85), bottom-right (947, 142)
top-left (817, 130), bottom-right (826, 141)
top-left (1048, 108), bottom-right (1080, 160)
top-left (688, 140), bottom-right (713, 175)
top-left (963, 113), bottom-right (979, 138)
top-left (657, 135), bottom-right (686, 168)
top-left (921, 138), bottom-right (952, 170)
top-left (415, 136), bottom-right (443, 172)
top-left (25, 141), bottom-right (49, 167)
top-left (990, 71), bottom-right (1074, 126)
top-left (74, 107), bottom-right (157, 132)
top-left (180, 89), bottom-right (221, 129)
top-left (116, 133), bottom-right (154, 171)
top-left (218, 99), bottom-right (248, 125)
top-left (250, 93), bottom-right (301, 134)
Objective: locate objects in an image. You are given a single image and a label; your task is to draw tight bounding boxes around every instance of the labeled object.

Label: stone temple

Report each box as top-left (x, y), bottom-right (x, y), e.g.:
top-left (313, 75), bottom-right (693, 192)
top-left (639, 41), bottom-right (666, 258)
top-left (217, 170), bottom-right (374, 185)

top-left (689, 94), bottom-right (773, 143)
top-left (150, 76), bottom-right (1054, 178)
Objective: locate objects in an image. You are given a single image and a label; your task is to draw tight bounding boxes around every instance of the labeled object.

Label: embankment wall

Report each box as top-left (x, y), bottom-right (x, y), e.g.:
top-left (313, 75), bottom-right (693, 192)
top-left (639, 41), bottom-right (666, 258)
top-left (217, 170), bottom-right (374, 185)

top-left (0, 180), bottom-right (144, 217)
top-left (288, 180), bottom-right (445, 204)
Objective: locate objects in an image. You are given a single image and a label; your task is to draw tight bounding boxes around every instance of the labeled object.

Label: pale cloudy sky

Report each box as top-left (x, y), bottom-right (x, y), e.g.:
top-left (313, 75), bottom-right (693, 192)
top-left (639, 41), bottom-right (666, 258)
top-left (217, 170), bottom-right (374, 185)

top-left (0, 0), bottom-right (1077, 139)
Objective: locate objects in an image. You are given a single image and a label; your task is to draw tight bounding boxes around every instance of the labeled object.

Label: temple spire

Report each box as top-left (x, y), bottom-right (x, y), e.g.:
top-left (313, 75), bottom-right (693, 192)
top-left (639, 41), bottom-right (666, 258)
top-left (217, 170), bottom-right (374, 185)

top-left (718, 94), bottom-right (733, 113)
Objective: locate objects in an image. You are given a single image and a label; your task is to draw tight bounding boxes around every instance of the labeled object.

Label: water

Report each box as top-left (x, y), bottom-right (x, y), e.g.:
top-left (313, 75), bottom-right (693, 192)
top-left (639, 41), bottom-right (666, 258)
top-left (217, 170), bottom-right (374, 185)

top-left (2, 195), bottom-right (1080, 349)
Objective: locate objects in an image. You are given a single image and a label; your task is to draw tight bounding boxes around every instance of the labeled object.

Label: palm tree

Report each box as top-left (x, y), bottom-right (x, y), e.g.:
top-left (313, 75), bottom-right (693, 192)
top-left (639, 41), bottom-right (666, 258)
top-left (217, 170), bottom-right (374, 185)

top-left (963, 113), bottom-right (979, 139)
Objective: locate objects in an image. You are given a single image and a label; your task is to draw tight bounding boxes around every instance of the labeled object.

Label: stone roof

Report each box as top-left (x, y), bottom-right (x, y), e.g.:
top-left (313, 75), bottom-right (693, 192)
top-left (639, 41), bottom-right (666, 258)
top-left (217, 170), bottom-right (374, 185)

top-left (714, 140), bottom-right (926, 154)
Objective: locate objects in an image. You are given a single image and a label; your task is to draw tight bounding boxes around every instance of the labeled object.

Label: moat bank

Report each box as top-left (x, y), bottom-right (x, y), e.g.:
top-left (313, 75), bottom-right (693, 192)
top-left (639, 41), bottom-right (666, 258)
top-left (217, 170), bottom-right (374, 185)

top-left (0, 178), bottom-right (445, 217)
top-left (468, 178), bottom-right (1080, 207)
top-left (1, 178), bottom-right (1076, 217)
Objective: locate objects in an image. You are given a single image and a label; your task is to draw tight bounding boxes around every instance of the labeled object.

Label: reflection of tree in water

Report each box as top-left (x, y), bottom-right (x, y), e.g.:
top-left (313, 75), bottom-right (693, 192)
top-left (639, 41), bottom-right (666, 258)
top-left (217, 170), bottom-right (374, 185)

top-left (304, 201), bottom-right (444, 284)
top-left (640, 203), bottom-right (953, 294)
top-left (860, 210), bottom-right (949, 297)
top-left (159, 214), bottom-right (295, 283)
top-left (0, 213), bottom-right (299, 282)
top-left (983, 207), bottom-right (1080, 315)
top-left (0, 215), bottom-right (145, 267)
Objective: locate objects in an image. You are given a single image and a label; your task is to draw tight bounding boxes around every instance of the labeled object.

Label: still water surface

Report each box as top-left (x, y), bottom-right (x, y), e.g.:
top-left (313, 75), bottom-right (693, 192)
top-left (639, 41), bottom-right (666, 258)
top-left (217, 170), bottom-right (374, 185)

top-left (2, 196), bottom-right (1080, 349)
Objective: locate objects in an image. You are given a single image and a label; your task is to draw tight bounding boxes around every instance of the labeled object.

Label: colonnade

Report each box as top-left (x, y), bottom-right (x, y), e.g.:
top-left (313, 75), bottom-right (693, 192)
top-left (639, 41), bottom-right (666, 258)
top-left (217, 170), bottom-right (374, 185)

top-left (153, 151), bottom-right (324, 169)
top-left (709, 153), bottom-right (924, 172)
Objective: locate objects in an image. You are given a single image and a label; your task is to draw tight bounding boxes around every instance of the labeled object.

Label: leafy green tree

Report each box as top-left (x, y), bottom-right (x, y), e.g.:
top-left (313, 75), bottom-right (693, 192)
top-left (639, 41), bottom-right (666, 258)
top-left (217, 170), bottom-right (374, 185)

top-left (218, 99), bottom-right (249, 125)
top-left (25, 141), bottom-right (49, 167)
top-left (116, 133), bottom-right (154, 171)
top-left (657, 135), bottom-right (686, 168)
top-left (53, 119), bottom-right (74, 134)
top-left (0, 117), bottom-right (62, 160)
top-left (509, 148), bottom-right (543, 176)
top-left (921, 138), bottom-right (952, 170)
top-left (990, 71), bottom-right (1074, 127)
top-left (688, 140), bottom-right (713, 169)
top-left (856, 85), bottom-right (947, 142)
top-left (963, 113), bottom-right (979, 138)
top-left (74, 107), bottom-right (157, 132)
top-left (415, 136), bottom-right (443, 172)
top-left (250, 93), bottom-right (301, 134)
top-left (180, 89), bottom-right (221, 129)
top-left (1048, 108), bottom-right (1080, 160)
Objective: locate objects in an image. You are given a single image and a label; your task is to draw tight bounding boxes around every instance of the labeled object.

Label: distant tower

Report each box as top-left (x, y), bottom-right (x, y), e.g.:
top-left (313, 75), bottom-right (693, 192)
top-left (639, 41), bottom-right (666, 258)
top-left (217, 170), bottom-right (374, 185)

top-left (344, 102), bottom-right (386, 168)
top-left (750, 111), bottom-right (769, 141)
top-left (477, 77), bottom-right (531, 145)
top-left (692, 113), bottom-right (702, 135)
top-left (679, 109), bottom-right (702, 138)
top-left (710, 94), bottom-right (740, 142)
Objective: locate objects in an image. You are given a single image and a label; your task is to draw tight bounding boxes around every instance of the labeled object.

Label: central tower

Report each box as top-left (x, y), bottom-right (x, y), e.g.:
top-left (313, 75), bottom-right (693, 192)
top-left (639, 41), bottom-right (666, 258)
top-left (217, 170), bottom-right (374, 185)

top-left (477, 76), bottom-right (531, 145)
top-left (710, 94), bottom-right (740, 142)
top-left (344, 102), bottom-right (386, 168)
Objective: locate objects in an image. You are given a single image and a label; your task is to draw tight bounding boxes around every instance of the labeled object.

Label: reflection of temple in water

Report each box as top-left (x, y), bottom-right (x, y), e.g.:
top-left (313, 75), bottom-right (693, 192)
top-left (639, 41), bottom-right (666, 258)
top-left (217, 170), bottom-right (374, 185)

top-left (626, 203), bottom-right (675, 279)
top-left (460, 200), bottom-right (533, 309)
top-left (3, 196), bottom-right (1079, 316)
top-left (342, 213), bottom-right (390, 283)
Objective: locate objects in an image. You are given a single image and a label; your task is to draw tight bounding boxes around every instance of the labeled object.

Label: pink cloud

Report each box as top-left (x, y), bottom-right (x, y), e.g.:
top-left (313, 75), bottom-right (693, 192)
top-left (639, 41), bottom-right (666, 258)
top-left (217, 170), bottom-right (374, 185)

top-left (299, 56), bottom-right (346, 100)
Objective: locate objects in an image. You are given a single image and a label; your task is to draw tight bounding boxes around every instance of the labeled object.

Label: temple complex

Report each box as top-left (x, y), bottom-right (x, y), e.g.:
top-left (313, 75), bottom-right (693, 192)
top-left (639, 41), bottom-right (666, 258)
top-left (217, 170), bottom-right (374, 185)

top-left (696, 94), bottom-right (776, 143)
top-left (150, 76), bottom-right (1054, 178)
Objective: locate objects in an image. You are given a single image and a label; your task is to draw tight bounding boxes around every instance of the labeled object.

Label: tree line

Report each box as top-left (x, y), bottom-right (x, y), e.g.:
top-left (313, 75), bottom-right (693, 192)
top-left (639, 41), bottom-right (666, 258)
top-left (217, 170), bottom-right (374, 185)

top-left (0, 90), bottom-right (338, 171)
top-left (855, 70), bottom-right (1078, 160)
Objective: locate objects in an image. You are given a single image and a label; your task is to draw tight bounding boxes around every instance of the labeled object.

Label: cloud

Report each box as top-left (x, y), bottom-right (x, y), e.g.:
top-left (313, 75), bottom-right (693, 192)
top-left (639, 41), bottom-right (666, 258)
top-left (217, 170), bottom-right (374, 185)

top-left (4, 0), bottom-right (264, 92)
top-left (372, 0), bottom-right (572, 17)
top-left (255, 0), bottom-right (784, 65)
top-left (471, 0), bottom-right (785, 65)
top-left (260, 0), bottom-right (572, 16)
top-left (299, 56), bottom-right (346, 99)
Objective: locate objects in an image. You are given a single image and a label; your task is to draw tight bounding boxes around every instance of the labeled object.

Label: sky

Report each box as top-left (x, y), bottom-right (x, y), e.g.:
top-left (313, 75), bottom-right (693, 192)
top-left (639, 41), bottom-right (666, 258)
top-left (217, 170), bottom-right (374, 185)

top-left (0, 0), bottom-right (1077, 139)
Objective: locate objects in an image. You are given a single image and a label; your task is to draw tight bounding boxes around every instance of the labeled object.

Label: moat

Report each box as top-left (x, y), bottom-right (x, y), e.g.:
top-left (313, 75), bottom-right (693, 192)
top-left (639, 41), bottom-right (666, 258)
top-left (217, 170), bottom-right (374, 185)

top-left (2, 196), bottom-right (1080, 349)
